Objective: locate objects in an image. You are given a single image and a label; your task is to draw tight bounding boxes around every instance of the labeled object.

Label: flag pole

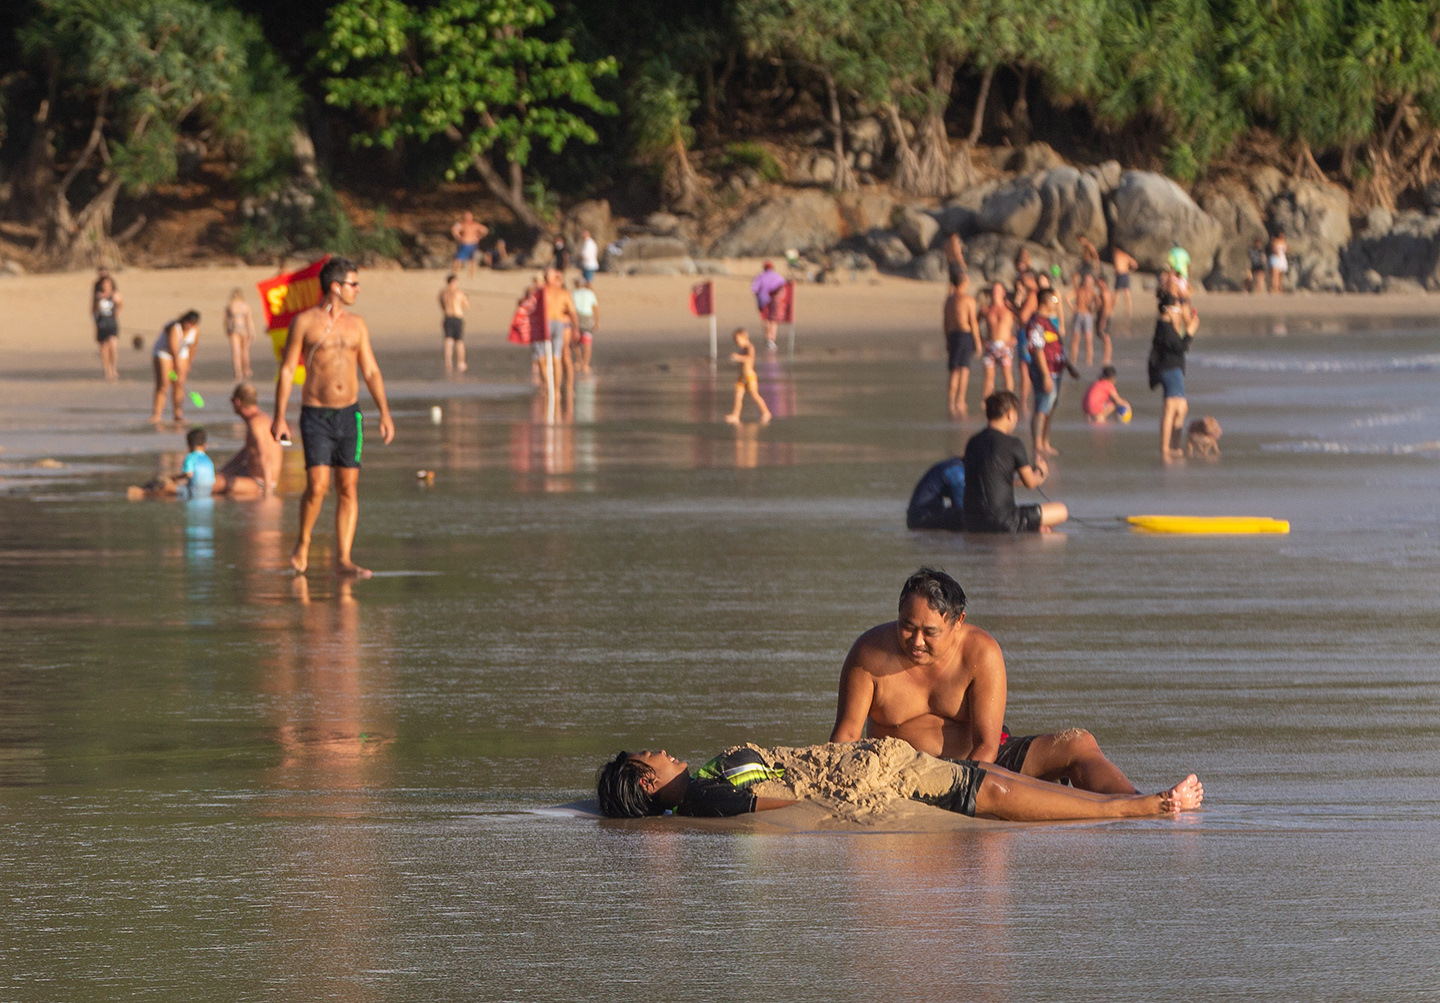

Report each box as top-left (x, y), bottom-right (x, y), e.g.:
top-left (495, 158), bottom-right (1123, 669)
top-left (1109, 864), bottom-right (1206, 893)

top-left (544, 340), bottom-right (555, 424)
top-left (709, 314), bottom-right (717, 370)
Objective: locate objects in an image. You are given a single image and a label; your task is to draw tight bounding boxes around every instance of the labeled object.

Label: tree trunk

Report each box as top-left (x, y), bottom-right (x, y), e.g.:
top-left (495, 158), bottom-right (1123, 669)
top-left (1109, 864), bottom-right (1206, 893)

top-left (467, 148), bottom-right (546, 232)
top-left (884, 101), bottom-right (922, 195)
top-left (1009, 66), bottom-right (1031, 147)
top-left (911, 58), bottom-right (956, 196)
top-left (821, 69), bottom-right (856, 193)
top-left (967, 63), bottom-right (995, 146)
top-left (664, 126), bottom-right (701, 213)
top-left (41, 176), bottom-right (123, 269)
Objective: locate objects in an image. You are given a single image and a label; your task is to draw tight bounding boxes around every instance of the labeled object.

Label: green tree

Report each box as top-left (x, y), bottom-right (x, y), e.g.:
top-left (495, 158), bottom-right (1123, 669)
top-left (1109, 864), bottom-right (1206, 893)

top-left (631, 62), bottom-right (703, 211)
top-left (319, 0), bottom-right (617, 232)
top-left (1343, 0), bottom-right (1440, 196)
top-left (17, 0), bottom-right (301, 267)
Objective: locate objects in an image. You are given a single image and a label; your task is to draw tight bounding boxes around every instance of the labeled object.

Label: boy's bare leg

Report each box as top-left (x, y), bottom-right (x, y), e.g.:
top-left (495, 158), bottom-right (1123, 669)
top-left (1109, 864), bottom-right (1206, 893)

top-left (332, 466), bottom-right (370, 578)
top-left (291, 464), bottom-right (331, 573)
top-left (976, 765), bottom-right (1202, 821)
top-left (749, 385), bottom-right (772, 423)
top-left (455, 339), bottom-right (467, 373)
top-left (724, 384), bottom-right (745, 423)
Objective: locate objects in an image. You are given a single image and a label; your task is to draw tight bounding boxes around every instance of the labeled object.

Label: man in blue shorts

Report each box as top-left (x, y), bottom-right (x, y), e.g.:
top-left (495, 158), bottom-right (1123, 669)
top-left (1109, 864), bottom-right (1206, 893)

top-left (272, 256), bottom-right (394, 577)
top-left (451, 211), bottom-right (488, 277)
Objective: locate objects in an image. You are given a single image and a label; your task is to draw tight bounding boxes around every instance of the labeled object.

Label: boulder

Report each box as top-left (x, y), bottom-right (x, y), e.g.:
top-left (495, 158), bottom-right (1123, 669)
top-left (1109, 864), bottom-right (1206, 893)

top-left (904, 249), bottom-right (948, 282)
top-left (893, 205), bottom-right (940, 254)
top-left (949, 179), bottom-right (1000, 212)
top-left (933, 203), bottom-right (979, 238)
top-left (1199, 187), bottom-right (1268, 290)
top-left (566, 199), bottom-right (617, 250)
top-left (978, 180), bottom-right (1043, 239)
top-left (1033, 167), bottom-right (1106, 253)
top-left (846, 117), bottom-right (886, 157)
top-left (643, 211), bottom-right (683, 236)
top-left (616, 234), bottom-right (691, 260)
top-left (1250, 166), bottom-right (1287, 207)
top-left (793, 150), bottom-right (839, 187)
top-left (1382, 275), bottom-right (1427, 294)
top-left (836, 190), bottom-right (895, 240)
top-left (963, 232), bottom-right (1076, 287)
top-left (866, 229), bottom-right (914, 270)
top-left (710, 191), bottom-right (845, 258)
top-left (1005, 141), bottom-right (1065, 174)
top-left (1107, 171), bottom-right (1222, 275)
top-left (620, 256), bottom-right (698, 277)
top-left (1268, 181), bottom-right (1351, 292)
top-left (1084, 160), bottom-right (1122, 195)
top-left (1339, 210), bottom-right (1440, 291)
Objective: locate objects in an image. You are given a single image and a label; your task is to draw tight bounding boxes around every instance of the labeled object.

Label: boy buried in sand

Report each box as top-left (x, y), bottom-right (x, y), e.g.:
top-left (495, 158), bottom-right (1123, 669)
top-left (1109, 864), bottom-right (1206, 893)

top-left (596, 738), bottom-right (1203, 822)
top-left (128, 427), bottom-right (215, 500)
top-left (724, 328), bottom-right (772, 424)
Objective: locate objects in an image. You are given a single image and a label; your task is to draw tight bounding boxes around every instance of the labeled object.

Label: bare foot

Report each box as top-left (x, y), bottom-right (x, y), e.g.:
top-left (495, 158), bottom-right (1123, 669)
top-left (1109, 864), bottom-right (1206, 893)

top-left (760, 412), bottom-right (772, 424)
top-left (457, 361), bottom-right (468, 373)
top-left (126, 486), bottom-right (144, 501)
top-left (336, 561), bottom-right (372, 579)
top-left (724, 413), bottom-right (741, 424)
top-left (1042, 444), bottom-right (1060, 457)
top-left (289, 548), bottom-right (308, 574)
top-left (1159, 774), bottom-right (1204, 813)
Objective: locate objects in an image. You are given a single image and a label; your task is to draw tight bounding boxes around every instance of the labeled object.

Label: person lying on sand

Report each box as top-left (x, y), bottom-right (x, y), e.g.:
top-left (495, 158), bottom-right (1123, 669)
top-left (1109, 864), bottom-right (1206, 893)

top-left (596, 740), bottom-right (1202, 822)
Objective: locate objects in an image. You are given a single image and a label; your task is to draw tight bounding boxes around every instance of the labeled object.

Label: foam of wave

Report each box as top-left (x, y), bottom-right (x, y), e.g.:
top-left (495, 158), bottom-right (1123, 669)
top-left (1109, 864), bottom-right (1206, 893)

top-left (1261, 439), bottom-right (1440, 455)
top-left (1350, 409), bottom-right (1430, 429)
top-left (1196, 353), bottom-right (1440, 374)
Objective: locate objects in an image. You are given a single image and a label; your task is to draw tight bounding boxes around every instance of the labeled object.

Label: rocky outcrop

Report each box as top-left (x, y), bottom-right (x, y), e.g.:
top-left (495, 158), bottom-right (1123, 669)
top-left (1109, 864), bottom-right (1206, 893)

top-left (978, 181), bottom-right (1042, 239)
top-left (1033, 167), bottom-right (1106, 253)
top-left (1199, 187), bottom-right (1268, 290)
top-left (893, 205), bottom-right (940, 254)
top-left (565, 199), bottom-right (616, 249)
top-left (865, 229), bottom-right (914, 270)
top-left (963, 233), bottom-right (1075, 287)
top-left (1340, 209), bottom-right (1440, 292)
top-left (1268, 180), bottom-right (1350, 292)
top-left (904, 249), bottom-right (948, 282)
top-left (1107, 171), bottom-right (1222, 276)
top-left (709, 191), bottom-right (845, 257)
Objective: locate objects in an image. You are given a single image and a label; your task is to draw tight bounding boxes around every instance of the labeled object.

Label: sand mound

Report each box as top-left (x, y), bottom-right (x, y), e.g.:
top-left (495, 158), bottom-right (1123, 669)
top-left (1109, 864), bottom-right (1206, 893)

top-left (739, 738), bottom-right (965, 823)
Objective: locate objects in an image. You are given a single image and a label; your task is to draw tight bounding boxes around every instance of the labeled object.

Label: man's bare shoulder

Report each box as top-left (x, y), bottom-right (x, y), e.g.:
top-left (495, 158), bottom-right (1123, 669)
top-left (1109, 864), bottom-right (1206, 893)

top-left (847, 622), bottom-right (901, 667)
top-left (957, 621), bottom-right (1004, 668)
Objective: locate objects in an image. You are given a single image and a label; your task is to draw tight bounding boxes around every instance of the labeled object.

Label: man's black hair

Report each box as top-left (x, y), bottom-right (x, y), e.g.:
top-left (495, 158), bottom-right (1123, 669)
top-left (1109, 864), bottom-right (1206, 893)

top-left (985, 390), bottom-right (1021, 420)
top-left (320, 256), bottom-right (358, 294)
top-left (899, 567), bottom-right (967, 623)
top-left (596, 752), bottom-right (660, 818)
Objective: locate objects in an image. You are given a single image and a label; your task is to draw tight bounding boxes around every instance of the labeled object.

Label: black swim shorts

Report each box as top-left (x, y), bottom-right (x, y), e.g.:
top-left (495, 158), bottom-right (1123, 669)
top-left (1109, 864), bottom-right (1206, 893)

top-left (946, 329), bottom-right (976, 370)
top-left (443, 316), bottom-right (464, 340)
top-left (913, 759), bottom-right (986, 817)
top-left (300, 403), bottom-right (363, 469)
top-left (994, 733), bottom-right (1037, 773)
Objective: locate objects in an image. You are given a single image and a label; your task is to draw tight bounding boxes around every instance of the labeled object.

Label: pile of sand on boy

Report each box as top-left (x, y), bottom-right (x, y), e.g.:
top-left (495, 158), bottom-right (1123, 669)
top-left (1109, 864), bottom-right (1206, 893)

top-left (597, 568), bottom-right (1203, 823)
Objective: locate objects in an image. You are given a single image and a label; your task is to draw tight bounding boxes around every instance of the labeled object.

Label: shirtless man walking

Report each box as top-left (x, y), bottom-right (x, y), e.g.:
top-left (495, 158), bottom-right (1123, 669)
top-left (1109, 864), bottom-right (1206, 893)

top-left (831, 567), bottom-right (1141, 794)
top-left (213, 382), bottom-right (282, 499)
top-left (943, 273), bottom-right (982, 418)
top-left (979, 282), bottom-right (1016, 399)
top-left (451, 211), bottom-right (489, 277)
top-left (272, 257), bottom-right (394, 577)
top-left (439, 274), bottom-right (469, 373)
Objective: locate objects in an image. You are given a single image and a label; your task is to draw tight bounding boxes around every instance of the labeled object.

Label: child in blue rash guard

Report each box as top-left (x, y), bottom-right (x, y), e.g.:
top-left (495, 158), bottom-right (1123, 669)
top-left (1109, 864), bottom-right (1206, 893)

top-left (595, 741), bottom-right (1204, 822)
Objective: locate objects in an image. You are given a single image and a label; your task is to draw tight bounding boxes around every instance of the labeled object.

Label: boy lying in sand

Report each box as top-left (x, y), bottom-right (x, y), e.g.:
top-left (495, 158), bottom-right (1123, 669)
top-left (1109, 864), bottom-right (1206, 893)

top-left (597, 738), bottom-right (1202, 822)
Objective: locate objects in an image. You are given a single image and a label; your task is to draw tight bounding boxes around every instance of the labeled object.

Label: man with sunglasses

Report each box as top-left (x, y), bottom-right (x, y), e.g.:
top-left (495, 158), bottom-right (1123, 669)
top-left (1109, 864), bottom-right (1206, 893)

top-left (273, 256), bottom-right (394, 578)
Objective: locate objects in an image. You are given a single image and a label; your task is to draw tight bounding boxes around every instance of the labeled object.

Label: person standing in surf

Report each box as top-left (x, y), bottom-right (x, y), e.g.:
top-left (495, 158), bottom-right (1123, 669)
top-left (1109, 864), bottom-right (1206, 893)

top-left (271, 257), bottom-right (394, 577)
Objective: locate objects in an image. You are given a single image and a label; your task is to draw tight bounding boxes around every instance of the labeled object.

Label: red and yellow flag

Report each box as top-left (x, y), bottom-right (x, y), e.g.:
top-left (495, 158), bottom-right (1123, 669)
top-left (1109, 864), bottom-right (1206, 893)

top-left (256, 256), bottom-right (329, 384)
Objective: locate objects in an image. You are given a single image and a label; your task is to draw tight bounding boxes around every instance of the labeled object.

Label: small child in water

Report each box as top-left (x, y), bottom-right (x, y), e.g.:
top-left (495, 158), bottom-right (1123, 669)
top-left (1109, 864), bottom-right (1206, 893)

top-left (724, 328), bottom-right (772, 424)
top-left (127, 427), bottom-right (216, 500)
top-left (1083, 365), bottom-right (1132, 423)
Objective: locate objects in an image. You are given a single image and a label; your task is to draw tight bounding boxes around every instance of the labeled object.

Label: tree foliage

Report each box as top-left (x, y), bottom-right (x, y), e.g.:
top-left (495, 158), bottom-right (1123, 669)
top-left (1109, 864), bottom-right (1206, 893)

top-left (319, 0), bottom-right (617, 230)
top-left (15, 0), bottom-right (302, 265)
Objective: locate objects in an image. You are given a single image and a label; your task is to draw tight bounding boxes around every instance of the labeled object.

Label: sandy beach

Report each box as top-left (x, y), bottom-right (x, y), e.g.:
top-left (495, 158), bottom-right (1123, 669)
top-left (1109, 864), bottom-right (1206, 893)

top-left (2, 261), bottom-right (1439, 471)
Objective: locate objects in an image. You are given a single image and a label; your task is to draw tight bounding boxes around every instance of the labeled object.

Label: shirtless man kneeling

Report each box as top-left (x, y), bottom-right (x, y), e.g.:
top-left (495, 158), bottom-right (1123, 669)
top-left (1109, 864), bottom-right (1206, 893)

top-left (213, 383), bottom-right (282, 499)
top-left (272, 256), bottom-right (394, 577)
top-left (831, 567), bottom-right (1143, 794)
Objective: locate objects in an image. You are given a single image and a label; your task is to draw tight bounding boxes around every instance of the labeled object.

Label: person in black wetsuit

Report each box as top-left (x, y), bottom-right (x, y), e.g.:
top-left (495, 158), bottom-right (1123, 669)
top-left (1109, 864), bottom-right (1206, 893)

top-left (906, 457), bottom-right (966, 530)
top-left (961, 391), bottom-right (1067, 533)
top-left (594, 745), bottom-right (1204, 821)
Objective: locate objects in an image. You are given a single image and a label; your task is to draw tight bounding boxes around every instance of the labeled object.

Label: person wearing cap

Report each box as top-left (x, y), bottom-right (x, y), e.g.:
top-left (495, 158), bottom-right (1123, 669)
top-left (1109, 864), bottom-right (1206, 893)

top-left (751, 260), bottom-right (787, 350)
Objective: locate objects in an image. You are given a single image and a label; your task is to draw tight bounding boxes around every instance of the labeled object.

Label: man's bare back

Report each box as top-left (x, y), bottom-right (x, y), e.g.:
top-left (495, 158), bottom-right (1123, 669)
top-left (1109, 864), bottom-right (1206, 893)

top-left (441, 284), bottom-right (468, 318)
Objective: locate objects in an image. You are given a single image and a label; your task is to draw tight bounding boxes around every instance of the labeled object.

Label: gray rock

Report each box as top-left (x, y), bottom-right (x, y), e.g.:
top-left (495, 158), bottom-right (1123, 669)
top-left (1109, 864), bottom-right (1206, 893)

top-left (949, 179), bottom-right (1000, 212)
top-left (693, 259), bottom-right (732, 276)
top-left (934, 203), bottom-right (980, 238)
top-left (1107, 171), bottom-right (1222, 275)
top-left (893, 205), bottom-right (941, 254)
top-left (1005, 141), bottom-right (1065, 174)
top-left (1382, 275), bottom-right (1427, 294)
top-left (1423, 180), bottom-right (1440, 211)
top-left (710, 191), bottom-right (845, 258)
top-left (847, 117), bottom-right (886, 156)
top-left (621, 256), bottom-right (698, 277)
top-left (2, 259), bottom-right (27, 276)
top-left (836, 190), bottom-right (895, 237)
top-left (1340, 209), bottom-right (1440, 290)
top-left (795, 150), bottom-right (839, 187)
top-left (1250, 166), bottom-right (1287, 206)
top-left (963, 232), bottom-right (1076, 287)
top-left (1269, 181), bottom-right (1351, 292)
top-left (644, 211), bottom-right (683, 236)
top-left (1084, 160), bottom-right (1122, 194)
top-left (1033, 167), bottom-right (1106, 253)
top-left (866, 229), bottom-right (914, 270)
top-left (1363, 205), bottom-right (1394, 238)
top-left (567, 199), bottom-right (616, 249)
top-left (616, 234), bottom-right (692, 260)
top-left (978, 180), bottom-right (1043, 239)
top-left (1199, 188), bottom-right (1268, 290)
top-left (905, 249), bottom-right (948, 282)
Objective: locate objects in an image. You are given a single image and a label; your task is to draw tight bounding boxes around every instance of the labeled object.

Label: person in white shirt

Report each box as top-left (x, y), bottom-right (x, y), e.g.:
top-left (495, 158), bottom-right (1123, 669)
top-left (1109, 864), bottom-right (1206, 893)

top-left (579, 230), bottom-right (599, 283)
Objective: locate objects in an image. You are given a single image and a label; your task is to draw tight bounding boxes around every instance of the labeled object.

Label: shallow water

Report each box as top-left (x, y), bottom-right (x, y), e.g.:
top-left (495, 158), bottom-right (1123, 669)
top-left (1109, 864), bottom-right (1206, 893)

top-left (2, 322), bottom-right (1439, 1001)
